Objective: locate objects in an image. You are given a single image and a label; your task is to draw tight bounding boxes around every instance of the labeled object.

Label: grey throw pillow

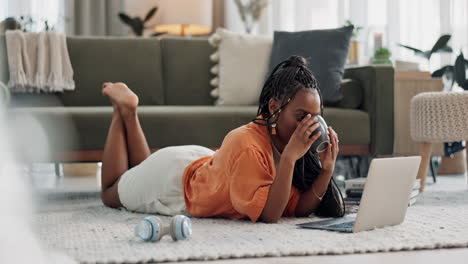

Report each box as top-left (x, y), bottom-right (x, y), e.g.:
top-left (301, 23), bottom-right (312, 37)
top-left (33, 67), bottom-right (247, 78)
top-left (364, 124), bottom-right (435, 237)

top-left (268, 26), bottom-right (353, 104)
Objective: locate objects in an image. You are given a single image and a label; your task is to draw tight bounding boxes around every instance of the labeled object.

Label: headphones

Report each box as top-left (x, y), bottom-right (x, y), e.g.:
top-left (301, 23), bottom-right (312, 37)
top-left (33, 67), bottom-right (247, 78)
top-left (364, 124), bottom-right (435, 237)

top-left (134, 215), bottom-right (192, 242)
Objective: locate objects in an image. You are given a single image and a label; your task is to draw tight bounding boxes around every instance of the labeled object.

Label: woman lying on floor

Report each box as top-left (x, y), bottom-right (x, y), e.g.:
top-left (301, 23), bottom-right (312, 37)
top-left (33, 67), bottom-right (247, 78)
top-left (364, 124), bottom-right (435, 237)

top-left (100, 55), bottom-right (345, 223)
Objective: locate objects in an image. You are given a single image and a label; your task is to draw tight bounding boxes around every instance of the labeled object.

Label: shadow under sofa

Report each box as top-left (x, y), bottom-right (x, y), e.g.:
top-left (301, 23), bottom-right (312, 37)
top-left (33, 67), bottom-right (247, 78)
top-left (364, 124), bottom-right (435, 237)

top-left (0, 36), bottom-right (394, 162)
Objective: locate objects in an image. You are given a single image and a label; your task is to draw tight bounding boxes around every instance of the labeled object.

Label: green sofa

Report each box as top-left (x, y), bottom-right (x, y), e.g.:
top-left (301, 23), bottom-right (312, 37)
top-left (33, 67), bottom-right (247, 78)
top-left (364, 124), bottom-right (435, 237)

top-left (0, 36), bottom-right (394, 162)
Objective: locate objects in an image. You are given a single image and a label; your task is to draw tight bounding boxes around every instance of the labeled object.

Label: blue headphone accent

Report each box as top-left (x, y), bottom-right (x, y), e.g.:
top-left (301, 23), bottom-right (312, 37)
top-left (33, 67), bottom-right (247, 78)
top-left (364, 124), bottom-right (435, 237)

top-left (174, 215), bottom-right (191, 240)
top-left (136, 216), bottom-right (161, 242)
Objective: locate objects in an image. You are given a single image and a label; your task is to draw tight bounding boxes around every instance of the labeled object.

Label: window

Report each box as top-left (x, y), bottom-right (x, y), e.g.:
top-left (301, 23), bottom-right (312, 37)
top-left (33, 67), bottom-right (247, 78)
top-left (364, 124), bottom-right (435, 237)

top-left (398, 0), bottom-right (441, 71)
top-left (0, 0), bottom-right (62, 32)
top-left (251, 0), bottom-right (467, 70)
top-left (451, 0), bottom-right (468, 55)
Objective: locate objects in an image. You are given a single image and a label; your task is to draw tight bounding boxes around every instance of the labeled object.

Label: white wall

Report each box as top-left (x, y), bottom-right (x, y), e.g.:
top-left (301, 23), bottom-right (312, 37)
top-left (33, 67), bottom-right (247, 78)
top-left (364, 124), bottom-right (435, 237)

top-left (124, 0), bottom-right (215, 34)
top-left (224, 0), bottom-right (244, 33)
top-left (122, 0), bottom-right (163, 35)
top-left (124, 0), bottom-right (158, 23)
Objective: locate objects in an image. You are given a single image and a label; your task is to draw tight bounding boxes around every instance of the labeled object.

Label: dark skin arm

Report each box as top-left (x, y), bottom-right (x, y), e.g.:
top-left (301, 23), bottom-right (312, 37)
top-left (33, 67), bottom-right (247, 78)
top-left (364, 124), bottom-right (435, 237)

top-left (294, 169), bottom-right (333, 216)
top-left (295, 126), bottom-right (339, 217)
top-left (260, 114), bottom-right (340, 223)
top-left (259, 153), bottom-right (296, 223)
top-left (260, 115), bottom-right (339, 223)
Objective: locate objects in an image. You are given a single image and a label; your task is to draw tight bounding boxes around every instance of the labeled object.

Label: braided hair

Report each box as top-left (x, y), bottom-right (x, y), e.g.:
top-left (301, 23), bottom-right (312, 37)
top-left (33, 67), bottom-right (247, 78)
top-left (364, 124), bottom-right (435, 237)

top-left (255, 56), bottom-right (323, 121)
top-left (252, 55), bottom-right (345, 217)
top-left (253, 55), bottom-right (323, 191)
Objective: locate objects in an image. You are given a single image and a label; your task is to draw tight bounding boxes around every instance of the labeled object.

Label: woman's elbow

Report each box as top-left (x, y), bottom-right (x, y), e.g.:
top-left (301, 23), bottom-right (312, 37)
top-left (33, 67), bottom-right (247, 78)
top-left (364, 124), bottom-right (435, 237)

top-left (261, 218), bottom-right (279, 224)
top-left (258, 214), bottom-right (280, 223)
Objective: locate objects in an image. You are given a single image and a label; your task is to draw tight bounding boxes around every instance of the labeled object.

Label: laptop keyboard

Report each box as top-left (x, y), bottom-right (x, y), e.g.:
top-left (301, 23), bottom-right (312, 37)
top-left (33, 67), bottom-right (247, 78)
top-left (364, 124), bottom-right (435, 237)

top-left (328, 221), bottom-right (355, 229)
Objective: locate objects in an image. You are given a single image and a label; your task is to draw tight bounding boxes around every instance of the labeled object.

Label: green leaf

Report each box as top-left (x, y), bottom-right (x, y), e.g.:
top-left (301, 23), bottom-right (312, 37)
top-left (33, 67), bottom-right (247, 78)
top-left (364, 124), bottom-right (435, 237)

top-left (423, 51), bottom-right (432, 59)
top-left (398, 44), bottom-right (427, 59)
top-left (119, 13), bottom-right (144, 35)
top-left (118, 13), bottom-right (133, 26)
top-left (462, 80), bottom-right (468, 90)
top-left (144, 7), bottom-right (157, 23)
top-left (437, 46), bottom-right (453, 53)
top-left (431, 65), bottom-right (453, 78)
top-left (429, 35), bottom-right (452, 58)
top-left (454, 52), bottom-right (466, 88)
top-left (132, 19), bottom-right (144, 36)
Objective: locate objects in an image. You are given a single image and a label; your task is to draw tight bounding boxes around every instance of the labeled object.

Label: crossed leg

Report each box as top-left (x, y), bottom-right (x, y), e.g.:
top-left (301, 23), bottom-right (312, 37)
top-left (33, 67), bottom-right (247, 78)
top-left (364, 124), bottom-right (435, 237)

top-left (100, 82), bottom-right (151, 208)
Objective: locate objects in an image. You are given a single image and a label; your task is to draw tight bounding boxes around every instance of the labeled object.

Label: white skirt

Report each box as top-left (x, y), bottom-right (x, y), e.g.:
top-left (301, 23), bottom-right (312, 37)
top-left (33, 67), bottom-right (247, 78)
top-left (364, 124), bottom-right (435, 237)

top-left (117, 145), bottom-right (215, 216)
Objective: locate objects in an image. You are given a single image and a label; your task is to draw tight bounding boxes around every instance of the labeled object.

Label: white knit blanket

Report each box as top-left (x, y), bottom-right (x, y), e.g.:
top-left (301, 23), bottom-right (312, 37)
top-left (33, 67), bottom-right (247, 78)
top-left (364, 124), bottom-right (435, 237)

top-left (5, 30), bottom-right (75, 93)
top-left (34, 175), bottom-right (468, 263)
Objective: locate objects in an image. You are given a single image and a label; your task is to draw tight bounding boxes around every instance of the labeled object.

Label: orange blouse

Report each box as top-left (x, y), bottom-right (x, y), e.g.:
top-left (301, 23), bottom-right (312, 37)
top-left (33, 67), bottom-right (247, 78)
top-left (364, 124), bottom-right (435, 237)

top-left (182, 120), bottom-right (301, 222)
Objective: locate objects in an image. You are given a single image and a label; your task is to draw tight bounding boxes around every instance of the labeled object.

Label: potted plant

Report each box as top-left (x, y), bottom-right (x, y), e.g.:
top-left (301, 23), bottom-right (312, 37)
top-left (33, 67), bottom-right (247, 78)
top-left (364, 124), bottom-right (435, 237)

top-left (118, 7), bottom-right (165, 37)
top-left (233, 0), bottom-right (269, 34)
top-left (0, 16), bottom-right (56, 33)
top-left (398, 35), bottom-right (453, 70)
top-left (372, 47), bottom-right (392, 64)
top-left (344, 20), bottom-right (363, 65)
top-left (0, 17), bottom-right (21, 33)
top-left (432, 51), bottom-right (468, 91)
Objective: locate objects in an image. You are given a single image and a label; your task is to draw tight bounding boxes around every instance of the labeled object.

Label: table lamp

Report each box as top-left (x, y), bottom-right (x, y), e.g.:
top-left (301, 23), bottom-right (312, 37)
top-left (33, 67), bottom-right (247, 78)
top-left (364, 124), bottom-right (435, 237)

top-left (154, 0), bottom-right (213, 36)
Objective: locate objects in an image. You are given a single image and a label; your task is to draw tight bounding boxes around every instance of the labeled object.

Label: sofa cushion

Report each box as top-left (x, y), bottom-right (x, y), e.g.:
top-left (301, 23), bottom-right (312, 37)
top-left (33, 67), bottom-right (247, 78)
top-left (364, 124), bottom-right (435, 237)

top-left (161, 37), bottom-right (215, 105)
top-left (208, 28), bottom-right (272, 106)
top-left (59, 37), bottom-right (165, 106)
top-left (8, 106), bottom-right (369, 151)
top-left (323, 107), bottom-right (370, 145)
top-left (344, 66), bottom-right (394, 155)
top-left (334, 79), bottom-right (363, 109)
top-left (268, 26), bottom-right (353, 105)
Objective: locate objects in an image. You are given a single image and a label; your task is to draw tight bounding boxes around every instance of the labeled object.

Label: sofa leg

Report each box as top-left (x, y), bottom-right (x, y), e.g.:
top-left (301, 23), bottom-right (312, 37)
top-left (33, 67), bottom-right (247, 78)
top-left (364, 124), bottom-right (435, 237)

top-left (55, 163), bottom-right (63, 178)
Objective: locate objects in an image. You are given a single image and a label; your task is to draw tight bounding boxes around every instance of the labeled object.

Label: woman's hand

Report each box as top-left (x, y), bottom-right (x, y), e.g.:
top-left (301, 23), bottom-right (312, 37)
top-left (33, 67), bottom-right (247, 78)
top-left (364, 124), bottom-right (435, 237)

top-left (318, 126), bottom-right (339, 174)
top-left (283, 114), bottom-right (322, 162)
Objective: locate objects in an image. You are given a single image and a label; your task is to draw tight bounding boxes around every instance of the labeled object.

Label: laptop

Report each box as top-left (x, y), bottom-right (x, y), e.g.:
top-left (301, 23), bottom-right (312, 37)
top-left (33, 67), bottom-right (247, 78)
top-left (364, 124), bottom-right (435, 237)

top-left (296, 156), bottom-right (421, 233)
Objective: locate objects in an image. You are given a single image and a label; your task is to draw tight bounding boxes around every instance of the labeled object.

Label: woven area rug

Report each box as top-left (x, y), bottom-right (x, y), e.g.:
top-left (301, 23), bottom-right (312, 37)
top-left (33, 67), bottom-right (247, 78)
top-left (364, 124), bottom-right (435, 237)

top-left (34, 175), bottom-right (468, 264)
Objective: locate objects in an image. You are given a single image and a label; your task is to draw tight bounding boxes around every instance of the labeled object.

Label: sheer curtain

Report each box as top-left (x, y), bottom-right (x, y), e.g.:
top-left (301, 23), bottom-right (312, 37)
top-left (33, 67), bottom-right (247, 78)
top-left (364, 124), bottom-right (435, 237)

top-left (450, 0), bottom-right (468, 58)
top-left (227, 0), bottom-right (468, 70)
top-left (0, 0), bottom-right (126, 36)
top-left (269, 0), bottom-right (340, 31)
top-left (65, 0), bottom-right (125, 36)
top-left (0, 0), bottom-right (62, 32)
top-left (252, 0), bottom-right (340, 34)
top-left (397, 0), bottom-right (441, 71)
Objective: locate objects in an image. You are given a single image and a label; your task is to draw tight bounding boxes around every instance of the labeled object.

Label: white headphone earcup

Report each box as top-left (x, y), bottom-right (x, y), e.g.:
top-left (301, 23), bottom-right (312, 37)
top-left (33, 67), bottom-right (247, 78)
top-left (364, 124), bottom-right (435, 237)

top-left (170, 215), bottom-right (192, 241)
top-left (135, 216), bottom-right (163, 242)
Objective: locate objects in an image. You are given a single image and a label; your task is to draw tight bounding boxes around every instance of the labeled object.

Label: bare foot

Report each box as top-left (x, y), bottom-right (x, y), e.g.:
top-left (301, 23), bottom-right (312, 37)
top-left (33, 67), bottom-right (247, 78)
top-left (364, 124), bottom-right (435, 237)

top-left (102, 82), bottom-right (139, 118)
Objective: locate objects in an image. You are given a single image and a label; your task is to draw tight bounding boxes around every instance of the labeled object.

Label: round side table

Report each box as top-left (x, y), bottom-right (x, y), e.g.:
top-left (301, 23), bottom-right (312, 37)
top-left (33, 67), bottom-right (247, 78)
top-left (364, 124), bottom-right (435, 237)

top-left (410, 91), bottom-right (468, 192)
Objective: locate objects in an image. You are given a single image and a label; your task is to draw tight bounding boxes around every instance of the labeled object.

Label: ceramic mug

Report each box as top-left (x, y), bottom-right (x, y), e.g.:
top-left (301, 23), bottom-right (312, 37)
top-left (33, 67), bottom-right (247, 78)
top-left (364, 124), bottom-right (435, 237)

top-left (309, 115), bottom-right (330, 153)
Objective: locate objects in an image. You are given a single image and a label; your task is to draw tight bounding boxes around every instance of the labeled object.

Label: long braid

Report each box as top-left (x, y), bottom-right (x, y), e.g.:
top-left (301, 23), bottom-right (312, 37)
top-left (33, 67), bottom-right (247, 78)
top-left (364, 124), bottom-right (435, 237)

top-left (252, 55), bottom-right (345, 217)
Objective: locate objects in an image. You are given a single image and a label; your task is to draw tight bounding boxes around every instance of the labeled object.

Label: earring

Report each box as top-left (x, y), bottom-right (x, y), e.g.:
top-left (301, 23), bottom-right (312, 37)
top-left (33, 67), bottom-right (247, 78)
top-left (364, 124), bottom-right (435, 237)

top-left (271, 123), bottom-right (277, 135)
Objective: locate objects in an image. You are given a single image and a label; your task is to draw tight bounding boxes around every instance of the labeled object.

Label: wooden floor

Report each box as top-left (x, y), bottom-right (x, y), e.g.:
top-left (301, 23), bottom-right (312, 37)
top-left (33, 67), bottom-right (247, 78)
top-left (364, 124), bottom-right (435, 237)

top-left (33, 163), bottom-right (468, 264)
